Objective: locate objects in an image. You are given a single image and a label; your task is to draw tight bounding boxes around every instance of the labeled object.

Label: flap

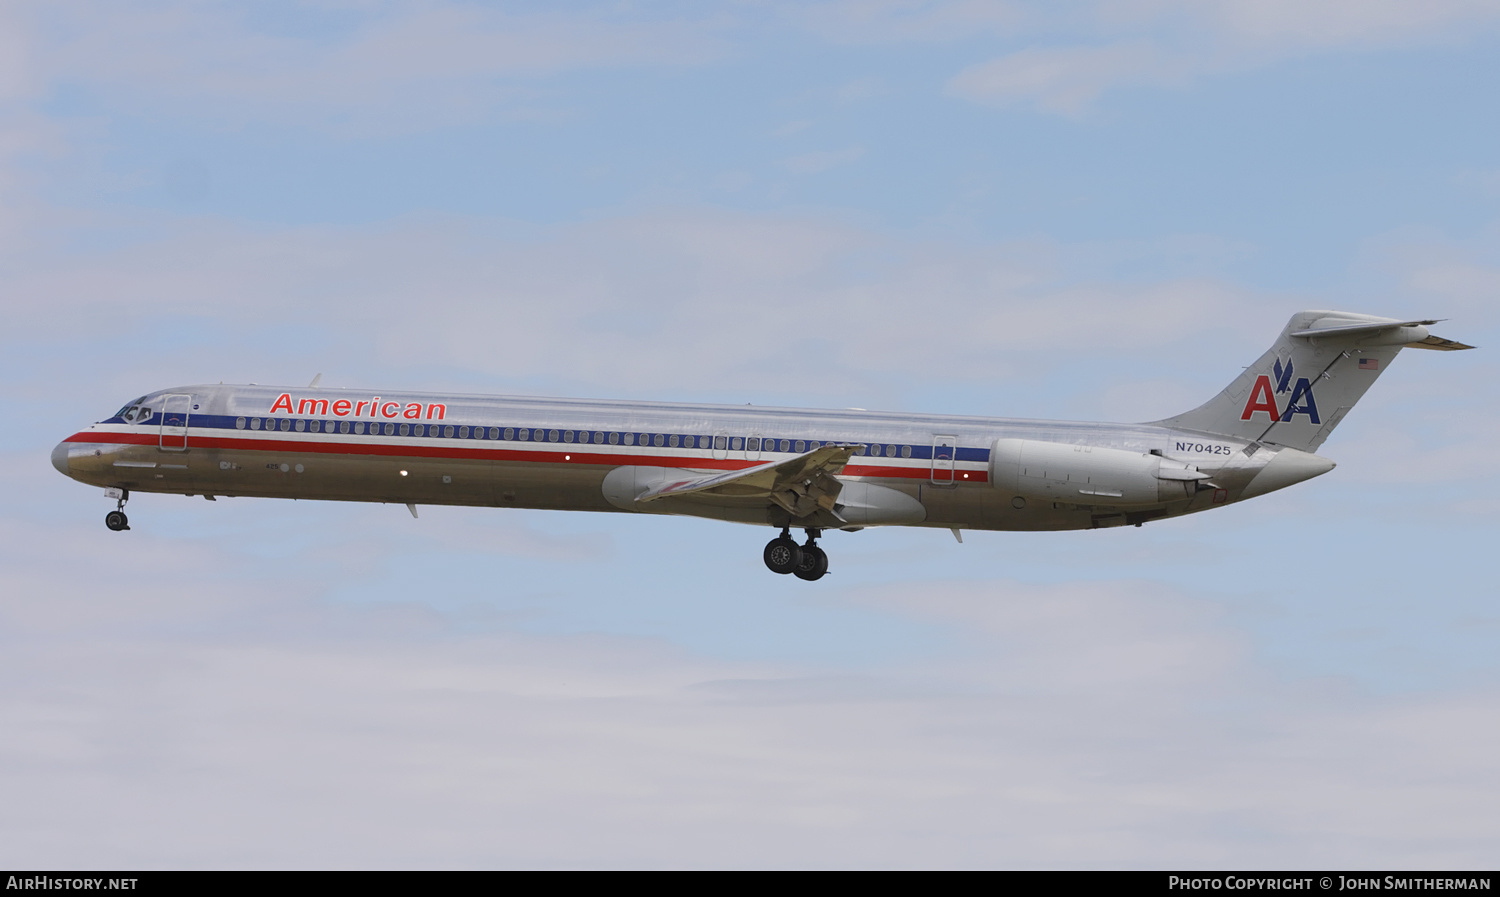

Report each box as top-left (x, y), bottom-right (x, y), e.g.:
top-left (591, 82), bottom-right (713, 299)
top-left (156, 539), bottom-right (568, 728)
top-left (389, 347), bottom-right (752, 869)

top-left (637, 443), bottom-right (862, 502)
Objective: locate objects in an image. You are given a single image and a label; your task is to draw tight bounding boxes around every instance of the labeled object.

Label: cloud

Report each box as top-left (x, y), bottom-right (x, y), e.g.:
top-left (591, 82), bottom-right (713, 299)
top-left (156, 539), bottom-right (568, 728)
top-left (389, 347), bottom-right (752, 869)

top-left (938, 0), bottom-right (1500, 113)
top-left (1456, 169), bottom-right (1500, 199)
top-left (947, 42), bottom-right (1182, 114)
top-left (0, 207), bottom-right (1266, 413)
top-left (791, 0), bottom-right (1033, 45)
top-left (3, 515), bottom-right (1498, 869)
top-left (1186, 0), bottom-right (1500, 50)
top-left (782, 146), bottom-right (865, 174)
top-left (7, 1), bottom-right (725, 133)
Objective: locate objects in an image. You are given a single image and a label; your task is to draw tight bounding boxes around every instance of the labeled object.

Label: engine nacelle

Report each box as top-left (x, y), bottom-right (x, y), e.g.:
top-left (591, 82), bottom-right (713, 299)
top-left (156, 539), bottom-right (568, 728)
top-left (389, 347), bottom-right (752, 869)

top-left (990, 438), bottom-right (1204, 507)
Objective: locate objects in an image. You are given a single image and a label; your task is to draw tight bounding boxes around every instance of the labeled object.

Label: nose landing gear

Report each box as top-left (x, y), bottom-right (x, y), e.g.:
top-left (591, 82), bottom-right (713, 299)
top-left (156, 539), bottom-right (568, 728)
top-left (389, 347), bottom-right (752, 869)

top-left (762, 527), bottom-right (829, 580)
top-left (104, 489), bottom-right (130, 532)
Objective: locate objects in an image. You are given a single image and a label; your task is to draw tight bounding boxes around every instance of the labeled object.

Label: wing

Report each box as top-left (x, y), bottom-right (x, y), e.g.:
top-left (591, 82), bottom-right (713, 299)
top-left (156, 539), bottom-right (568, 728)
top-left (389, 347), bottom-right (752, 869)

top-left (637, 443), bottom-right (862, 520)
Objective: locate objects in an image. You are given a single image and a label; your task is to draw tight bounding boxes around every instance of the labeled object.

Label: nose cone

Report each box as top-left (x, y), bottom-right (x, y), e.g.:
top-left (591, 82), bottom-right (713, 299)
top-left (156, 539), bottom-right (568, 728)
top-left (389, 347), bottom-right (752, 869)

top-left (51, 441), bottom-right (71, 477)
top-left (1240, 447), bottom-right (1336, 500)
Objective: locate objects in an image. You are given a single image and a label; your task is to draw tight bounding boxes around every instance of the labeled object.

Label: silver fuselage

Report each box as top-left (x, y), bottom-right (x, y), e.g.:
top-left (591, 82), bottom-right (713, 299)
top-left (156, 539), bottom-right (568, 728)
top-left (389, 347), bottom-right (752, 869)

top-left (53, 384), bottom-right (1300, 532)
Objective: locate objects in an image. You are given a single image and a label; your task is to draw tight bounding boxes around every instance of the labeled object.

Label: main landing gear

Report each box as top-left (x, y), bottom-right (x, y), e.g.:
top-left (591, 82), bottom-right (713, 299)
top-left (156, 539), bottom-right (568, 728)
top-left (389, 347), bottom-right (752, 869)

top-left (763, 528), bottom-right (829, 581)
top-left (105, 489), bottom-right (130, 532)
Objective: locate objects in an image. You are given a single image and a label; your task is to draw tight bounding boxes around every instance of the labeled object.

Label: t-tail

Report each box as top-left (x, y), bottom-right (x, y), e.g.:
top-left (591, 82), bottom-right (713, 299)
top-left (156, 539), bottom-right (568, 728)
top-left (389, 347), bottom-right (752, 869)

top-left (1156, 310), bottom-right (1474, 453)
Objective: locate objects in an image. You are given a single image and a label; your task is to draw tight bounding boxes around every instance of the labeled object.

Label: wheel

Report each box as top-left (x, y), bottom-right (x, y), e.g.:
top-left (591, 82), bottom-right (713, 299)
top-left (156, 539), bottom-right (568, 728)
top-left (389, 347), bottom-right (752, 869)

top-left (793, 544), bottom-right (829, 581)
top-left (763, 537), bottom-right (803, 574)
top-left (105, 510), bottom-right (129, 531)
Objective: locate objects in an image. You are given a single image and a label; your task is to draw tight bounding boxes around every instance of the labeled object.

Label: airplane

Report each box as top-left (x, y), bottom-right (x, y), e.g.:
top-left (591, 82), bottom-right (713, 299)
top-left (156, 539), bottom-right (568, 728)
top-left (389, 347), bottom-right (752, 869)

top-left (51, 311), bottom-right (1471, 581)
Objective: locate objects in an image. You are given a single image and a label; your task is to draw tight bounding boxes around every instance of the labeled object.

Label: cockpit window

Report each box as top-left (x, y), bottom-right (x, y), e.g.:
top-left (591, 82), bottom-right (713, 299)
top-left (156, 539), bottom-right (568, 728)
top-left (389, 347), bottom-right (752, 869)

top-left (113, 397), bottom-right (146, 420)
top-left (112, 397), bottom-right (155, 423)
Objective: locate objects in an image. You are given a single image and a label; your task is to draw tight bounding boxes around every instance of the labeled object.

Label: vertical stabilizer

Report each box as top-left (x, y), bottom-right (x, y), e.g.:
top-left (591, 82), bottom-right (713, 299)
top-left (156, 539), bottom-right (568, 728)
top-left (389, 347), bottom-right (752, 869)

top-left (1154, 311), bottom-right (1470, 452)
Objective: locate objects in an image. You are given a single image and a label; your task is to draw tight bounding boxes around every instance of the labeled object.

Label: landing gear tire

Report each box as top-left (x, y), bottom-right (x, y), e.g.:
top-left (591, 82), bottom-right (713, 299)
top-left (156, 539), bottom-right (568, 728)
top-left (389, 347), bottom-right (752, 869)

top-left (763, 536), bottom-right (803, 574)
top-left (105, 510), bottom-right (129, 532)
top-left (793, 544), bottom-right (829, 581)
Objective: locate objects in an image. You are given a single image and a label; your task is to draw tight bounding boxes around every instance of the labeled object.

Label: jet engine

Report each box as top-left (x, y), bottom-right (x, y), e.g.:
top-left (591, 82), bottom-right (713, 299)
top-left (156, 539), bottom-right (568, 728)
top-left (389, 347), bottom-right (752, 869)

top-left (989, 438), bottom-right (1208, 507)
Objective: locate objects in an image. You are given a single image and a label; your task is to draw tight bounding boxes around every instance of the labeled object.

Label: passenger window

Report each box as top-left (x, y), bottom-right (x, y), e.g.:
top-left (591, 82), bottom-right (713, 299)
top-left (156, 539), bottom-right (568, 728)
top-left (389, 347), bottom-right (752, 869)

top-left (668, 435), bottom-right (679, 448)
top-left (747, 437), bottom-right (759, 451)
top-left (489, 428), bottom-right (499, 439)
top-left (547, 429), bottom-right (558, 442)
top-left (714, 435), bottom-right (727, 450)
top-left (794, 440), bottom-right (805, 452)
top-left (780, 439), bottom-right (790, 452)
top-left (399, 423), bottom-right (410, 436)
top-left (458, 426), bottom-right (469, 438)
top-left (518, 428), bottom-right (530, 441)
top-left (295, 420), bottom-right (306, 432)
top-left (730, 437), bottom-right (742, 451)
top-left (504, 428), bottom-right (515, 440)
top-left (608, 432), bottom-right (619, 445)
top-left (383, 423), bottom-right (395, 436)
top-left (885, 444), bottom-right (897, 457)
top-left (340, 421), bottom-right (350, 434)
top-left (235, 417), bottom-right (246, 429)
top-left (651, 434), bottom-right (663, 447)
top-left (353, 422), bottom-right (364, 434)
top-left (901, 445), bottom-right (912, 458)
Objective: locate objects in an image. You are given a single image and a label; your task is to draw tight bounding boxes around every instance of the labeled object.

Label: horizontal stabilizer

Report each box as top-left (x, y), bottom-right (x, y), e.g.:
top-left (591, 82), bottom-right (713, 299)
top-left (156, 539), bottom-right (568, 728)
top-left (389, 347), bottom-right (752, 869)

top-left (1290, 319), bottom-right (1441, 339)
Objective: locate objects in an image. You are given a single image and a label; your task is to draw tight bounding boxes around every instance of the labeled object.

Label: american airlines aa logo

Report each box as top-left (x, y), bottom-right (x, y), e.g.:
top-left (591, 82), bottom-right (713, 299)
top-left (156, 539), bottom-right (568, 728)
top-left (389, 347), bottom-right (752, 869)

top-left (1240, 357), bottom-right (1320, 424)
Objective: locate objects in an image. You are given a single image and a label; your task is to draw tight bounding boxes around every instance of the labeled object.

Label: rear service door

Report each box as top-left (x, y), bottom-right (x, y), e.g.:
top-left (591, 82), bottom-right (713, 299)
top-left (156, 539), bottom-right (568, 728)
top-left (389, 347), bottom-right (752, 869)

top-left (159, 394), bottom-right (192, 451)
top-left (931, 435), bottom-right (957, 484)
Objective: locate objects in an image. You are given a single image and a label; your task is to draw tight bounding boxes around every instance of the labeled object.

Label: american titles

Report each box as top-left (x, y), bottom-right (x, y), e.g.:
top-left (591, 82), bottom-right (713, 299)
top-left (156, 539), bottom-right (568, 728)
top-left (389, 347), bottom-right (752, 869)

top-left (268, 393), bottom-right (447, 420)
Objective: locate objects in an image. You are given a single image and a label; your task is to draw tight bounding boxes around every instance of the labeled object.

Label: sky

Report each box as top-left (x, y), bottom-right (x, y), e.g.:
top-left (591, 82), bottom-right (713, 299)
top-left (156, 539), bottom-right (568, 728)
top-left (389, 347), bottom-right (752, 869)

top-left (2, 0), bottom-right (1499, 870)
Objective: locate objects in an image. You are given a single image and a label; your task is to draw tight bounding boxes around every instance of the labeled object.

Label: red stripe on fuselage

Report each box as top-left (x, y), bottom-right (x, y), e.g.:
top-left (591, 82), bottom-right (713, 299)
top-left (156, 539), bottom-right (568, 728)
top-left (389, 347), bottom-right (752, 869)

top-left (62, 431), bottom-right (990, 482)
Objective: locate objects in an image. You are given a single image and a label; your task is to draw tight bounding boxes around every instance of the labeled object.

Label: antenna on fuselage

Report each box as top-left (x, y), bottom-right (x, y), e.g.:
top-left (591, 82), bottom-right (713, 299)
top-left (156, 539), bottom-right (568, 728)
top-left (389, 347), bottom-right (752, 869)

top-left (308, 373), bottom-right (322, 388)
